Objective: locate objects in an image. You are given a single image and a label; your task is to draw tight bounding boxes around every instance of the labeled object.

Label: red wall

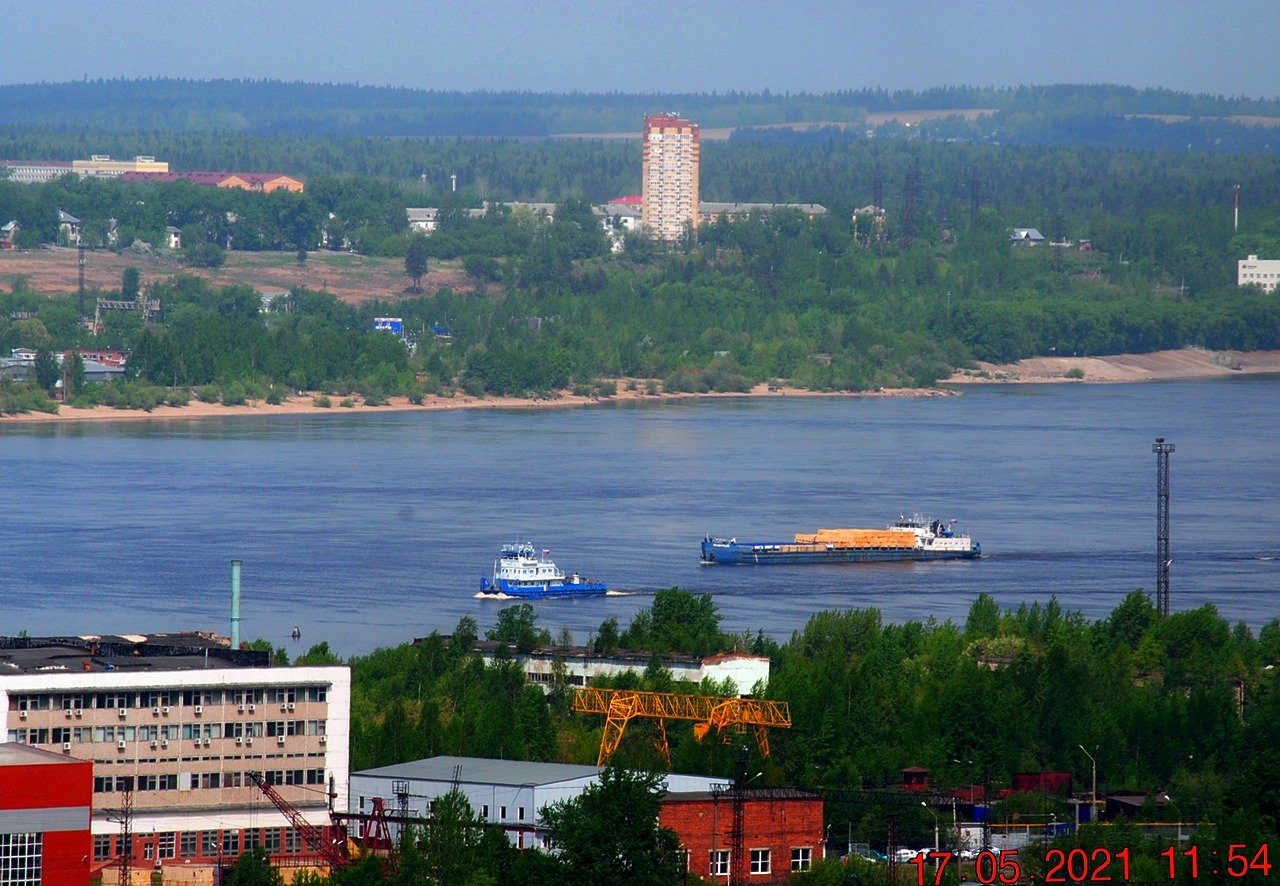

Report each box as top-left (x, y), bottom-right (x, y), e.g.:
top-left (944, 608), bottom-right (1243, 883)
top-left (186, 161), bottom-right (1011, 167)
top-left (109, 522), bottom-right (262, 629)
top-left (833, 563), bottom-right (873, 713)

top-left (661, 793), bottom-right (823, 884)
top-left (0, 757), bottom-right (92, 886)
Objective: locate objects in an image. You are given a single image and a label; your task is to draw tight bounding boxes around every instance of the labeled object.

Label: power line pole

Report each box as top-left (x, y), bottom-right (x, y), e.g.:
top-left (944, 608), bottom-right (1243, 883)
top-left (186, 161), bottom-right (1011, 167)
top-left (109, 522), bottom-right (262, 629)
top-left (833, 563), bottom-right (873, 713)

top-left (1153, 437), bottom-right (1175, 617)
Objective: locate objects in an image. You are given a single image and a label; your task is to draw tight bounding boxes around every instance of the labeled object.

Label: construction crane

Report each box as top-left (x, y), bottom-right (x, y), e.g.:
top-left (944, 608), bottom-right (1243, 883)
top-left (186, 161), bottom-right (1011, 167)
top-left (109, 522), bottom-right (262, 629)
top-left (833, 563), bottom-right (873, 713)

top-left (248, 771), bottom-right (350, 872)
top-left (571, 687), bottom-right (791, 767)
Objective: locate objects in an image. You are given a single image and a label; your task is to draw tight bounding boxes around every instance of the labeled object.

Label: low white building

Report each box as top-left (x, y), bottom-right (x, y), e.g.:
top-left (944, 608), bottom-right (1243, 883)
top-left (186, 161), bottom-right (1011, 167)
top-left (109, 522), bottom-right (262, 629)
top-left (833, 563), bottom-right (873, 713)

top-left (349, 755), bottom-right (719, 848)
top-left (1238, 254), bottom-right (1280, 292)
top-left (468, 641), bottom-right (771, 696)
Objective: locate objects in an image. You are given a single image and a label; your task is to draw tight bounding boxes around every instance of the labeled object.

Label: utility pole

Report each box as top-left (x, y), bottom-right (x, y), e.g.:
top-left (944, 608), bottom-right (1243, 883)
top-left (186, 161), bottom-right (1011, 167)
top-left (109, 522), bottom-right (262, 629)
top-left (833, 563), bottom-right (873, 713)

top-left (77, 240), bottom-right (86, 319)
top-left (1153, 437), bottom-right (1175, 617)
top-left (730, 750), bottom-right (746, 886)
top-left (1079, 745), bottom-right (1097, 824)
top-left (109, 779), bottom-right (135, 886)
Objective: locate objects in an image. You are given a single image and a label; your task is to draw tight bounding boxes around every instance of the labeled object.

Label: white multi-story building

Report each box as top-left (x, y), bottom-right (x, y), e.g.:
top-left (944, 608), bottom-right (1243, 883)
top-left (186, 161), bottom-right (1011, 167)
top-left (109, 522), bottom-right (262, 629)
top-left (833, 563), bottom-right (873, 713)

top-left (1238, 255), bottom-right (1280, 292)
top-left (0, 633), bottom-right (349, 873)
top-left (642, 114), bottom-right (700, 242)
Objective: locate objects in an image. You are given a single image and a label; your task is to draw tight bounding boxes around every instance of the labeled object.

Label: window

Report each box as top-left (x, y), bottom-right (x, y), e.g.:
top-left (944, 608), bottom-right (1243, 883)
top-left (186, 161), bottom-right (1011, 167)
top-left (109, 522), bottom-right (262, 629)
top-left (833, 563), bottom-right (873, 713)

top-left (202, 831), bottom-right (221, 856)
top-left (500, 806), bottom-right (507, 819)
top-left (0, 832), bottom-right (43, 885)
top-left (518, 807), bottom-right (525, 821)
top-left (710, 850), bottom-right (730, 877)
top-left (224, 831), bottom-right (240, 854)
top-left (158, 833), bottom-right (175, 859)
top-left (180, 832), bottom-right (197, 858)
top-left (750, 848), bottom-right (771, 875)
top-left (481, 805), bottom-right (489, 819)
top-left (264, 828), bottom-right (281, 853)
top-left (306, 686), bottom-right (327, 703)
top-left (791, 847), bottom-right (812, 871)
top-left (94, 835), bottom-right (113, 861)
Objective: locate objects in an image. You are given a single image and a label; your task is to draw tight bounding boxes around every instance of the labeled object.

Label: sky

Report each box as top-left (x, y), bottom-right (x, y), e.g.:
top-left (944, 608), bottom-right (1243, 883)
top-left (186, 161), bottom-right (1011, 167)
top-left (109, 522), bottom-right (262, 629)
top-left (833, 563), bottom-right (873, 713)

top-left (4, 0), bottom-right (1278, 99)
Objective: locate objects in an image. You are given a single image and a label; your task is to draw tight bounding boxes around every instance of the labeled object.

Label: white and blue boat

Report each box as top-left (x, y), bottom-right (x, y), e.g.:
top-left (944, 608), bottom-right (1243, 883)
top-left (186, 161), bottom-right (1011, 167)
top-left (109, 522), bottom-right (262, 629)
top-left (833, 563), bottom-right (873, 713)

top-left (479, 542), bottom-right (607, 599)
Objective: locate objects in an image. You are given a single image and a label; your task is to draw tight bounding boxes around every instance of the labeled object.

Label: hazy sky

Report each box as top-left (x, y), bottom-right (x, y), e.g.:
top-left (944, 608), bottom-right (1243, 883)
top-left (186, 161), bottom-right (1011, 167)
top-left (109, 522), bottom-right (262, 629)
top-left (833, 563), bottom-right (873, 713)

top-left (4, 0), bottom-right (1278, 98)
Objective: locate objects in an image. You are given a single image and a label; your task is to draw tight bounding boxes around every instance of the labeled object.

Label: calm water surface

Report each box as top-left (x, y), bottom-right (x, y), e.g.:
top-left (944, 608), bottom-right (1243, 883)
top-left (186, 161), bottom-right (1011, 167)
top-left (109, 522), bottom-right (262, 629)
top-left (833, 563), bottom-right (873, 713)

top-left (2, 378), bottom-right (1277, 656)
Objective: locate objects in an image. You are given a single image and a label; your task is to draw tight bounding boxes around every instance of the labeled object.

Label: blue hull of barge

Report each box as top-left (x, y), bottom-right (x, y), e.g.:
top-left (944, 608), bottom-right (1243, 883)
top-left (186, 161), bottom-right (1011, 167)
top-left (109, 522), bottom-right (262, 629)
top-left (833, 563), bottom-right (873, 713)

top-left (700, 540), bottom-right (981, 565)
top-left (479, 576), bottom-right (608, 599)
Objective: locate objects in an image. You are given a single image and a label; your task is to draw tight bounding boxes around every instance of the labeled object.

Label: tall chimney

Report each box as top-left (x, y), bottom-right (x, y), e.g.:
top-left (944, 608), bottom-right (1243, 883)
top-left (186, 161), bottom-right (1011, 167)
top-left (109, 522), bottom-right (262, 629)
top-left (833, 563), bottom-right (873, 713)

top-left (230, 559), bottom-right (242, 648)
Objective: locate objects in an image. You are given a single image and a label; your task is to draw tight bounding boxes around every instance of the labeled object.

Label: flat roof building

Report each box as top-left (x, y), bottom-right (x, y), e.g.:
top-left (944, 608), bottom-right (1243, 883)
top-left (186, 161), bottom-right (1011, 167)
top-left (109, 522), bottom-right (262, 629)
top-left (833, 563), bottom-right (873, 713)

top-left (642, 114), bottom-right (700, 242)
top-left (1238, 254), bottom-right (1280, 292)
top-left (0, 633), bottom-right (349, 876)
top-left (350, 755), bottom-right (720, 850)
top-left (465, 640), bottom-right (771, 695)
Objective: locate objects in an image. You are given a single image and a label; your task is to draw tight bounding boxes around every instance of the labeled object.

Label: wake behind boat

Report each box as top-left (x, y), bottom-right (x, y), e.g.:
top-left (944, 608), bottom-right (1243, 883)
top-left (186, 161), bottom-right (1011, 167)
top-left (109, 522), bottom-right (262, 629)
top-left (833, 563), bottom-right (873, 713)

top-left (700, 515), bottom-right (981, 565)
top-left (479, 542), bottom-right (608, 599)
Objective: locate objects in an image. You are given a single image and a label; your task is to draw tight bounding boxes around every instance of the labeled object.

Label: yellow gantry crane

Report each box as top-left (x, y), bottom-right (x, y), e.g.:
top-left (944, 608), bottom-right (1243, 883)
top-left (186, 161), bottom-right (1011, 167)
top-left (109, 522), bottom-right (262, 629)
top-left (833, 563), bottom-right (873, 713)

top-left (571, 687), bottom-right (792, 767)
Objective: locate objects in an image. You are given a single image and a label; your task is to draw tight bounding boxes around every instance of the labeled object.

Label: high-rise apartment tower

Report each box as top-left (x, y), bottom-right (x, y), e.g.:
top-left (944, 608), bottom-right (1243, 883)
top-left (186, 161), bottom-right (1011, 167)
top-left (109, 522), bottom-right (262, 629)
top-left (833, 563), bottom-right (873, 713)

top-left (641, 115), bottom-right (700, 242)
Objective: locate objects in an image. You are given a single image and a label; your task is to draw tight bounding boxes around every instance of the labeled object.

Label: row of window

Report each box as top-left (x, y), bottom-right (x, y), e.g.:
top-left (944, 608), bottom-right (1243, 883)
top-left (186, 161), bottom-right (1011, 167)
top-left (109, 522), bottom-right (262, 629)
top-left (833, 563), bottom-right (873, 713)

top-left (93, 768), bottom-right (326, 792)
top-left (93, 828), bottom-right (305, 862)
top-left (9, 685), bottom-right (327, 711)
top-left (707, 847), bottom-right (812, 876)
top-left (8, 719), bottom-right (325, 745)
top-left (0, 833), bottom-right (41, 886)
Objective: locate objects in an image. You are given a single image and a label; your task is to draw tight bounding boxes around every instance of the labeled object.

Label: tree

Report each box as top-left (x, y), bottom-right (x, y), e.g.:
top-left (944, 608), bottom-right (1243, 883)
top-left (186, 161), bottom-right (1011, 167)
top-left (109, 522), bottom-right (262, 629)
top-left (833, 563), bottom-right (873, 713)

top-left (486, 604), bottom-right (551, 653)
top-left (405, 233), bottom-right (429, 292)
top-left (541, 765), bottom-right (684, 886)
top-left (33, 348), bottom-right (60, 392)
top-left (122, 267), bottom-right (140, 301)
top-left (223, 847), bottom-right (284, 886)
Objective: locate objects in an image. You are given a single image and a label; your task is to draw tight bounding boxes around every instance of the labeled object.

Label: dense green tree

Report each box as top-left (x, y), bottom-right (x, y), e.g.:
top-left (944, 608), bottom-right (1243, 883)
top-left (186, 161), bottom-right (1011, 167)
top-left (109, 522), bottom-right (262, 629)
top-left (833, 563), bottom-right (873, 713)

top-left (540, 765), bottom-right (684, 886)
top-left (486, 604), bottom-right (551, 653)
top-left (404, 233), bottom-right (429, 292)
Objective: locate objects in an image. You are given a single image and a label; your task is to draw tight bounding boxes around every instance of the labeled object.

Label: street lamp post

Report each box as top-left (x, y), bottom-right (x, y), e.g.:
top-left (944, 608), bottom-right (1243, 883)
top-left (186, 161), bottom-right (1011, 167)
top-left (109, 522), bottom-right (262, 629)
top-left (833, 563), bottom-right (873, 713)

top-left (922, 802), bottom-right (939, 867)
top-left (1079, 745), bottom-right (1097, 823)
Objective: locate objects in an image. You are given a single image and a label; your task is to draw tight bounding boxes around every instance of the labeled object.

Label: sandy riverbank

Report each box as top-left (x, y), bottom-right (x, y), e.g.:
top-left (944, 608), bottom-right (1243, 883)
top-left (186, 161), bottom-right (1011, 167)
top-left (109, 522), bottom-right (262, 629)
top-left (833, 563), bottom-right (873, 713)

top-left (4, 348), bottom-right (1276, 425)
top-left (945, 348), bottom-right (1280, 384)
top-left (0, 382), bottom-right (953, 425)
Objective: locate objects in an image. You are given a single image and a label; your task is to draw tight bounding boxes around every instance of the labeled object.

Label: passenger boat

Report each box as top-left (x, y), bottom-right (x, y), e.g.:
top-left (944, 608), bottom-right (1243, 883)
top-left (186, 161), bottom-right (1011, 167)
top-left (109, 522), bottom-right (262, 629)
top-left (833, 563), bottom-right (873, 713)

top-left (479, 542), bottom-right (608, 598)
top-left (700, 515), bottom-right (981, 565)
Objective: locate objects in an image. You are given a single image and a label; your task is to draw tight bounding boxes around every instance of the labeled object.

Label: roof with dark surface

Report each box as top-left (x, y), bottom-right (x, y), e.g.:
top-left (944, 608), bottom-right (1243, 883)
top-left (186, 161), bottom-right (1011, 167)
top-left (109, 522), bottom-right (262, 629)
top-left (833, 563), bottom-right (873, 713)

top-left (0, 632), bottom-right (269, 673)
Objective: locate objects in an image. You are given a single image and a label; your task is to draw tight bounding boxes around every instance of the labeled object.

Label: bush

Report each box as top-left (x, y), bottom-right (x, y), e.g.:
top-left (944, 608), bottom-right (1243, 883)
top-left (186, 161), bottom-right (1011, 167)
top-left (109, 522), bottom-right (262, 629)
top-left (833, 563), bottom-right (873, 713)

top-left (339, 398), bottom-right (356, 408)
top-left (572, 384), bottom-right (594, 398)
top-left (221, 382), bottom-right (247, 406)
top-left (645, 380), bottom-right (659, 395)
top-left (407, 391), bottom-right (424, 405)
top-left (364, 392), bottom-right (387, 406)
top-left (166, 388), bottom-right (191, 407)
top-left (195, 385), bottom-right (220, 404)
top-left (183, 242), bottom-right (226, 268)
top-left (265, 390), bottom-right (285, 406)
top-left (1064, 366), bottom-right (1086, 379)
top-left (315, 395), bottom-right (332, 408)
top-left (596, 380), bottom-right (617, 397)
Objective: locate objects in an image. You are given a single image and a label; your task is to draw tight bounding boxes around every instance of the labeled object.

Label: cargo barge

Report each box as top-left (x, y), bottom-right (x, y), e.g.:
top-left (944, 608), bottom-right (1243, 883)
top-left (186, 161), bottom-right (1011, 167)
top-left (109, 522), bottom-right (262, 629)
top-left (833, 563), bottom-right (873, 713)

top-left (700, 515), bottom-right (980, 565)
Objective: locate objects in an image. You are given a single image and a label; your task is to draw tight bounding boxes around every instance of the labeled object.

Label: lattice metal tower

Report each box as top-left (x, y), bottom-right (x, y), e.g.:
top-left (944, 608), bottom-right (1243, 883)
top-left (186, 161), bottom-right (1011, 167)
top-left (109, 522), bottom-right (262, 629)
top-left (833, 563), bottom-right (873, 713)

top-left (1153, 437), bottom-right (1175, 617)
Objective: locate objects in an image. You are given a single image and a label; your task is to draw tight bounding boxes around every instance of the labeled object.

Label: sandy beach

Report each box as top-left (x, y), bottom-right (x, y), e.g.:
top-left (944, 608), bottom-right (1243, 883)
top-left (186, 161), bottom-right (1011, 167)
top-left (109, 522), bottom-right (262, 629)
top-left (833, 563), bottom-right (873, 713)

top-left (4, 348), bottom-right (1276, 425)
top-left (945, 347), bottom-right (1280, 384)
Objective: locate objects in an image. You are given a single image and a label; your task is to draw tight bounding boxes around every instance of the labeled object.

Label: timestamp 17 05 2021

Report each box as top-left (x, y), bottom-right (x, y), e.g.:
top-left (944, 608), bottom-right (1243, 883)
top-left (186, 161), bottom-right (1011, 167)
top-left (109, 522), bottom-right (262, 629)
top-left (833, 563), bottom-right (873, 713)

top-left (908, 844), bottom-right (1271, 885)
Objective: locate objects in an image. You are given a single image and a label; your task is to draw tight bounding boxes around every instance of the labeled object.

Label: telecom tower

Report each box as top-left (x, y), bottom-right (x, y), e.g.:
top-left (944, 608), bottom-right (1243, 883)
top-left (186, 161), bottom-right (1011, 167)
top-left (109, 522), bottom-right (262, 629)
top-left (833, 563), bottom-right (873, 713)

top-left (1153, 437), bottom-right (1175, 617)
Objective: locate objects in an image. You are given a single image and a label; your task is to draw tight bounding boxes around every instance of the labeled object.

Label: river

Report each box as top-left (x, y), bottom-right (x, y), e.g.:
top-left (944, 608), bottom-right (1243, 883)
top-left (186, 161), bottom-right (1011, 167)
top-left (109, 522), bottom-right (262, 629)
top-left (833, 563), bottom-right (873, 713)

top-left (2, 377), bottom-right (1277, 657)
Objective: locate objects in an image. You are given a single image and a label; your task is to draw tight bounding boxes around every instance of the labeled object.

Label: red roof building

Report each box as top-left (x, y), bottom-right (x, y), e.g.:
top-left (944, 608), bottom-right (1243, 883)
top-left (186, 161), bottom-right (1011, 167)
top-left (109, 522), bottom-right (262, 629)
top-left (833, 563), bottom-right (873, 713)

top-left (117, 171), bottom-right (303, 192)
top-left (0, 744), bottom-right (92, 885)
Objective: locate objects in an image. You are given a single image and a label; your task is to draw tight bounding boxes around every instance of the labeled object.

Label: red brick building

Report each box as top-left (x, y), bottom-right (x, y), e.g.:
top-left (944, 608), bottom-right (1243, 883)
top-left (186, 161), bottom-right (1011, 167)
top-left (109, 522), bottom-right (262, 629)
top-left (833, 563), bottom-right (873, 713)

top-left (0, 744), bottom-right (92, 885)
top-left (661, 789), bottom-right (823, 884)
